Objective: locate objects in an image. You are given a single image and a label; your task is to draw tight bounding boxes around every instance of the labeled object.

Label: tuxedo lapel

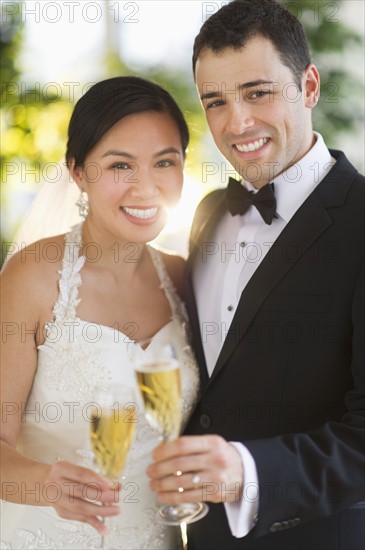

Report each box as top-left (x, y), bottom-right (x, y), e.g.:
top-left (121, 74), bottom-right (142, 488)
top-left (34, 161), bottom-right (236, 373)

top-left (208, 151), bottom-right (357, 383)
top-left (207, 193), bottom-right (331, 383)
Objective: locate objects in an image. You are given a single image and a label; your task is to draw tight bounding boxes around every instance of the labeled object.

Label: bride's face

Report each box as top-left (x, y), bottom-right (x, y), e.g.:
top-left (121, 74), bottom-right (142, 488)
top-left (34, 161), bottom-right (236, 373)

top-left (71, 111), bottom-right (184, 243)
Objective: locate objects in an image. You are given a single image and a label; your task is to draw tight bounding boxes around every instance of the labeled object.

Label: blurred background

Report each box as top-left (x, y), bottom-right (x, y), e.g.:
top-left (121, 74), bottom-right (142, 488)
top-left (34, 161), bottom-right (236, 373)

top-left (1, 0), bottom-right (364, 265)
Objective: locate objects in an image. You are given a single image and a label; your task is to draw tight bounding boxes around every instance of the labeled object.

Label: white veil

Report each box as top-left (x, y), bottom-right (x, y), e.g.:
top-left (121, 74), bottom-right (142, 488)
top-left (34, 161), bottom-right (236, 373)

top-left (5, 163), bottom-right (83, 262)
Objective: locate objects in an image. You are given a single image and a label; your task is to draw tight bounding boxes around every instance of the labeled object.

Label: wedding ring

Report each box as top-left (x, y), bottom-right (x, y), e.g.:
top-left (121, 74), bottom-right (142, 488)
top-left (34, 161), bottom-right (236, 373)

top-left (192, 474), bottom-right (201, 486)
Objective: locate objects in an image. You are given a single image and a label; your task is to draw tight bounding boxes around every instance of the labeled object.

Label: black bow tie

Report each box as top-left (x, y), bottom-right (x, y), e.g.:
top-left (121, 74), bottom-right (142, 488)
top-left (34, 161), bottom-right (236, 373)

top-left (226, 177), bottom-right (277, 225)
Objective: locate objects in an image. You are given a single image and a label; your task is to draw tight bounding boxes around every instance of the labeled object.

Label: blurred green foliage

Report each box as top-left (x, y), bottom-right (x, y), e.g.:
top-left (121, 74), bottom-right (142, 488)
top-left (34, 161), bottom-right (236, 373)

top-left (1, 0), bottom-right (71, 168)
top-left (282, 0), bottom-right (364, 140)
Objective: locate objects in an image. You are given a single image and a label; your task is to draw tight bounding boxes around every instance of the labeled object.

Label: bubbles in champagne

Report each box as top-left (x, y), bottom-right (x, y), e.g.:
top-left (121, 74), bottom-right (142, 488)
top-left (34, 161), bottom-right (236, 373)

top-left (136, 361), bottom-right (182, 441)
top-left (90, 406), bottom-right (136, 480)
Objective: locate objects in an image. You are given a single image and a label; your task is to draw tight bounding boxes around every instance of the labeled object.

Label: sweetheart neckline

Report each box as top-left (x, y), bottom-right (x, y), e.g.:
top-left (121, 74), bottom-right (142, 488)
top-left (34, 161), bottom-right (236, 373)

top-left (39, 316), bottom-right (176, 349)
top-left (75, 316), bottom-right (175, 343)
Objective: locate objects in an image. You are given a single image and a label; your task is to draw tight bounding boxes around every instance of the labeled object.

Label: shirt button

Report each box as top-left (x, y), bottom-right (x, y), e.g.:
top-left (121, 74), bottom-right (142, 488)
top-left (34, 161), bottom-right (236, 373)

top-left (227, 305), bottom-right (234, 312)
top-left (240, 241), bottom-right (246, 247)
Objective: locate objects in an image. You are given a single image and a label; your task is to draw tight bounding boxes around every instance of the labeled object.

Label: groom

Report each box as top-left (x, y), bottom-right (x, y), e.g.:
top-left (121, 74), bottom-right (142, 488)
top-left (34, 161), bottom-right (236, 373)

top-left (148, 1), bottom-right (365, 549)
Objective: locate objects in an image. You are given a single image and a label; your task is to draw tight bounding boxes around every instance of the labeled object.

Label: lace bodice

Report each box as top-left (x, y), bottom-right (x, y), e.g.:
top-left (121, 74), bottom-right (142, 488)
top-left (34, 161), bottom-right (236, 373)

top-left (1, 224), bottom-right (200, 550)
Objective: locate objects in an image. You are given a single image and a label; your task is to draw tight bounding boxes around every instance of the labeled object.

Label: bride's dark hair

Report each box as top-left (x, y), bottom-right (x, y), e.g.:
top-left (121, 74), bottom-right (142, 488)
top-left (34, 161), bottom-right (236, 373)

top-left (66, 76), bottom-right (189, 168)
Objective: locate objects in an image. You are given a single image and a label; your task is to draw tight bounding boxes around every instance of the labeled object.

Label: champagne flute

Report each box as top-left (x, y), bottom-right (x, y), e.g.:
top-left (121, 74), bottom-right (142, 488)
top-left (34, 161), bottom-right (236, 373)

top-left (131, 339), bottom-right (209, 525)
top-left (90, 385), bottom-right (137, 548)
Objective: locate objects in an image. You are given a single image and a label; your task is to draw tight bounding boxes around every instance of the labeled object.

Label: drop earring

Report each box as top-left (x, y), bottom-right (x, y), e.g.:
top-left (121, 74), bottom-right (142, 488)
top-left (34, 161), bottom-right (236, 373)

top-left (76, 190), bottom-right (89, 219)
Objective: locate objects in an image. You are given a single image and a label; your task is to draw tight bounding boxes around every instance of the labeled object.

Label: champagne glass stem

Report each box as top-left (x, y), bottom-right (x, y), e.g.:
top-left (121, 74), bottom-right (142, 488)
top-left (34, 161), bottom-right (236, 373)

top-left (100, 504), bottom-right (106, 549)
top-left (101, 520), bottom-right (105, 550)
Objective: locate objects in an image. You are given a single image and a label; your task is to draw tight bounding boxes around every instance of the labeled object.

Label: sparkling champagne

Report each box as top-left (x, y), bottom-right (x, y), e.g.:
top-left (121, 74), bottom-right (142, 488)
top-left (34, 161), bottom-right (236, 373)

top-left (90, 406), bottom-right (136, 480)
top-left (136, 361), bottom-right (182, 440)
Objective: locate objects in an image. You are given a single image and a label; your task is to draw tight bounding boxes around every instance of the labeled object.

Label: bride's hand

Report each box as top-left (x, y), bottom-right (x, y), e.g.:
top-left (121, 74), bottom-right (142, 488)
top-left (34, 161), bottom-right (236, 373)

top-left (44, 461), bottom-right (120, 534)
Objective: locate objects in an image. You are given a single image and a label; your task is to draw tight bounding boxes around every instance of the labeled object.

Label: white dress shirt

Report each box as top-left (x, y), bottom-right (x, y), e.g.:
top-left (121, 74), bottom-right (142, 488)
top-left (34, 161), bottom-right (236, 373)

top-left (193, 133), bottom-right (335, 537)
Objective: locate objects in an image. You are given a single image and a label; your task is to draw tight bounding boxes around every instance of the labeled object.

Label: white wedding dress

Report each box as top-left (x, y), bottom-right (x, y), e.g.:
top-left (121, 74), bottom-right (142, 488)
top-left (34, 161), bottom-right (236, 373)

top-left (0, 224), bottom-right (200, 550)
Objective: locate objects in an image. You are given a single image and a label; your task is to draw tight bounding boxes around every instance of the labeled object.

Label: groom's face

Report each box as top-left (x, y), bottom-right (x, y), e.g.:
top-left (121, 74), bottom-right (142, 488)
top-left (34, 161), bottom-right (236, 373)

top-left (195, 35), bottom-right (318, 188)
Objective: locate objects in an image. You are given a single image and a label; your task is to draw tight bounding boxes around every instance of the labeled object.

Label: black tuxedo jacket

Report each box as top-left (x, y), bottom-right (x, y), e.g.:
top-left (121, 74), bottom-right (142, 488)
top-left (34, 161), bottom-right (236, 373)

top-left (183, 151), bottom-right (365, 550)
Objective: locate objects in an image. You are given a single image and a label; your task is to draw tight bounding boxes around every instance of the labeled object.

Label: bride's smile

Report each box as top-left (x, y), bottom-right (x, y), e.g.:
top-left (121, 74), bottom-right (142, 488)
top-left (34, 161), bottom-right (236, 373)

top-left (70, 110), bottom-right (184, 246)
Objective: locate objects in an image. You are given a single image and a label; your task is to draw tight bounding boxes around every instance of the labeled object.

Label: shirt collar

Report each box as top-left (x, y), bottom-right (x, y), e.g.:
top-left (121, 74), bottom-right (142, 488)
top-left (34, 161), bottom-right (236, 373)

top-left (244, 132), bottom-right (336, 223)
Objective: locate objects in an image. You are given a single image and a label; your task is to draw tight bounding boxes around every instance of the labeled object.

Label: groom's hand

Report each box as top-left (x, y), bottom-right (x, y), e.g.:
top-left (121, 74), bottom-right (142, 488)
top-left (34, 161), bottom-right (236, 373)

top-left (147, 435), bottom-right (244, 504)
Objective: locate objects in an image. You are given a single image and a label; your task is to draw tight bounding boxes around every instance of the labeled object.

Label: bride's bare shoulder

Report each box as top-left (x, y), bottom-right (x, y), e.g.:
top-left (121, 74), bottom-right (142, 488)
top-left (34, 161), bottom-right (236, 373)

top-left (1, 234), bottom-right (66, 336)
top-left (1, 234), bottom-right (66, 284)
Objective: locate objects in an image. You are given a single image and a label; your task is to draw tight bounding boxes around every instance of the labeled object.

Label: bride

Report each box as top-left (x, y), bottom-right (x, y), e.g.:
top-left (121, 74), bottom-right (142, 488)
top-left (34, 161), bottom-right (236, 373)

top-left (0, 76), bottom-right (199, 549)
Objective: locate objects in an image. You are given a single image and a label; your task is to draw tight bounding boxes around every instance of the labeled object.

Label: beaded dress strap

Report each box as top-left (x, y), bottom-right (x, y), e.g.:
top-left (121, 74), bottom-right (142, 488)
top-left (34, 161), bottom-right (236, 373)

top-left (52, 223), bottom-right (85, 323)
top-left (147, 245), bottom-right (188, 324)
